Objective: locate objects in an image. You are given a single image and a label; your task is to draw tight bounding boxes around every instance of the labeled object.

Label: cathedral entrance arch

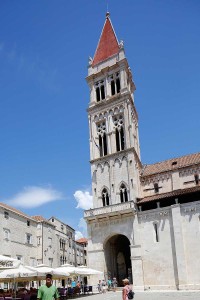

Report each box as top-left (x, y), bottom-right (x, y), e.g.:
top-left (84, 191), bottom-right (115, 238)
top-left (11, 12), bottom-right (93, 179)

top-left (104, 234), bottom-right (132, 286)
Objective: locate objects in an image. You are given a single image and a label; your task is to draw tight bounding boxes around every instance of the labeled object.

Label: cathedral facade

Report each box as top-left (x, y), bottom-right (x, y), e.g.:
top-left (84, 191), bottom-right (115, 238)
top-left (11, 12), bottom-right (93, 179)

top-left (84, 13), bottom-right (200, 290)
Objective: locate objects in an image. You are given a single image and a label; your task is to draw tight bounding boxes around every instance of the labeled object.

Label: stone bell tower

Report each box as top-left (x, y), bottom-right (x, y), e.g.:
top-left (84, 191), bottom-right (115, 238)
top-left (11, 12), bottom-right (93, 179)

top-left (86, 12), bottom-right (141, 209)
top-left (84, 13), bottom-right (143, 286)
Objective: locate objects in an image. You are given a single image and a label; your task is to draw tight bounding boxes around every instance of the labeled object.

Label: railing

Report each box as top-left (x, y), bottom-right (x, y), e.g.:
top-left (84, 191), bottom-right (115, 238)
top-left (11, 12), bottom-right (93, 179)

top-left (84, 201), bottom-right (135, 218)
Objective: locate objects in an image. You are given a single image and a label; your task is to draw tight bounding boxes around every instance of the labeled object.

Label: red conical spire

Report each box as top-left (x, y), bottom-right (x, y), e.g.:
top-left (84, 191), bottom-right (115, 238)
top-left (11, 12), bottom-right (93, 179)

top-left (92, 13), bottom-right (120, 66)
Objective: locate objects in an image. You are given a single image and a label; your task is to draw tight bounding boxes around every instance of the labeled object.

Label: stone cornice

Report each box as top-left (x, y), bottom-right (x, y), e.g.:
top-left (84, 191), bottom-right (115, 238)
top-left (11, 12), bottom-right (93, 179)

top-left (86, 58), bottom-right (128, 82)
top-left (90, 146), bottom-right (142, 168)
top-left (87, 91), bottom-right (135, 115)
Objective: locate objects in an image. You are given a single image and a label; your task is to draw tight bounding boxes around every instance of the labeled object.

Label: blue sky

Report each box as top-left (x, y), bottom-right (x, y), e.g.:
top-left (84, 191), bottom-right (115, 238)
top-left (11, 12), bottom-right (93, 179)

top-left (0, 0), bottom-right (199, 239)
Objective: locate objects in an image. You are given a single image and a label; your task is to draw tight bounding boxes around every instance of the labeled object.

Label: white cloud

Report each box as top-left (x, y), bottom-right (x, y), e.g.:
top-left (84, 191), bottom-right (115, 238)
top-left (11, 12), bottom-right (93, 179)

top-left (74, 190), bottom-right (93, 210)
top-left (75, 231), bottom-right (83, 241)
top-left (6, 186), bottom-right (63, 208)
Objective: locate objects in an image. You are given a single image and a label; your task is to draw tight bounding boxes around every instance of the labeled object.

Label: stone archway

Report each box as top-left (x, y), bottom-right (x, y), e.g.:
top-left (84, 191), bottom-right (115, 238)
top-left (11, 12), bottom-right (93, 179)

top-left (104, 234), bottom-right (132, 286)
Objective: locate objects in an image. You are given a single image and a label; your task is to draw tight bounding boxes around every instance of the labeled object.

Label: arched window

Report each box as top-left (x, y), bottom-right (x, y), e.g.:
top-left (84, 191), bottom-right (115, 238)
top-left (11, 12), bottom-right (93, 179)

top-left (102, 188), bottom-right (109, 207)
top-left (97, 122), bottom-right (108, 157)
top-left (109, 72), bottom-right (121, 96)
top-left (120, 184), bottom-right (128, 203)
top-left (113, 115), bottom-right (125, 151)
top-left (95, 80), bottom-right (105, 102)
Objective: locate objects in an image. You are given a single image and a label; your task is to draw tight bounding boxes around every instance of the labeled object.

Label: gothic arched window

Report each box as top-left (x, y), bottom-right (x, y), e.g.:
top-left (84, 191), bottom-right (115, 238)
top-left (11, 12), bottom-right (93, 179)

top-left (102, 188), bottom-right (109, 207)
top-left (110, 72), bottom-right (121, 96)
top-left (120, 184), bottom-right (128, 203)
top-left (95, 80), bottom-right (105, 102)
top-left (113, 115), bottom-right (125, 152)
top-left (97, 122), bottom-right (108, 157)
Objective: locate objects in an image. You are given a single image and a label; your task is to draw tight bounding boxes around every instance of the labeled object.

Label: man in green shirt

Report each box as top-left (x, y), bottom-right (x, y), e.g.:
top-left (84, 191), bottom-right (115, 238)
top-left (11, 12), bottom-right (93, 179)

top-left (37, 274), bottom-right (60, 300)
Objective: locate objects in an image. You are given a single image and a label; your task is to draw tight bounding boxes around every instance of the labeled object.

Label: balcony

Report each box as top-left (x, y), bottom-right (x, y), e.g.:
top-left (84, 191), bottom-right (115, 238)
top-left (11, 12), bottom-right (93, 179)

top-left (84, 201), bottom-right (135, 219)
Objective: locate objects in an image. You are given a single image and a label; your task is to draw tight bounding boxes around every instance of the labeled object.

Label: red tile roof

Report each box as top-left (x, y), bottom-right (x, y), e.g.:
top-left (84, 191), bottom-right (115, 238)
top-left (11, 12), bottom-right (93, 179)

top-left (0, 202), bottom-right (31, 219)
top-left (76, 238), bottom-right (88, 244)
top-left (32, 215), bottom-right (47, 222)
top-left (138, 185), bottom-right (200, 204)
top-left (142, 152), bottom-right (200, 177)
top-left (92, 13), bottom-right (120, 66)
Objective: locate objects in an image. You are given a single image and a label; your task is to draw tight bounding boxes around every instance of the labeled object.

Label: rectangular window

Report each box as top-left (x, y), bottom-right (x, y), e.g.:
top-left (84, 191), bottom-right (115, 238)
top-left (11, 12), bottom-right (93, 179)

top-left (37, 237), bottom-right (41, 245)
top-left (154, 183), bottom-right (159, 193)
top-left (195, 174), bottom-right (199, 185)
top-left (3, 228), bottom-right (10, 240)
top-left (4, 211), bottom-right (9, 219)
top-left (26, 233), bottom-right (32, 244)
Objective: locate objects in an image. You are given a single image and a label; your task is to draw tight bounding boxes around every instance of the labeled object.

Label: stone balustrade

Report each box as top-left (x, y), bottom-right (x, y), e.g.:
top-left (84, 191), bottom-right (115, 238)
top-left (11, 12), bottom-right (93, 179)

top-left (84, 201), bottom-right (135, 218)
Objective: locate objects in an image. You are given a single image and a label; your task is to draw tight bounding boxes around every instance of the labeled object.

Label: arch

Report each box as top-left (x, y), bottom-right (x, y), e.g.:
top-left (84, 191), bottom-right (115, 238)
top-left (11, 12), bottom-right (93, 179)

top-left (97, 163), bottom-right (103, 173)
top-left (114, 158), bottom-right (121, 167)
top-left (121, 156), bottom-right (128, 162)
top-left (119, 183), bottom-right (128, 203)
top-left (114, 107), bottom-right (119, 115)
top-left (99, 113), bottom-right (104, 120)
top-left (104, 234), bottom-right (132, 286)
top-left (109, 109), bottom-right (114, 116)
top-left (119, 105), bottom-right (124, 113)
top-left (104, 161), bottom-right (110, 168)
top-left (101, 187), bottom-right (110, 207)
top-left (94, 115), bottom-right (98, 122)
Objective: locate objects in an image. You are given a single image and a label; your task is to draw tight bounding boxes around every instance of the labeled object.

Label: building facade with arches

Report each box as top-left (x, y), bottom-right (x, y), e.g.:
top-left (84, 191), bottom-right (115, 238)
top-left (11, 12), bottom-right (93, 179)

top-left (84, 13), bottom-right (200, 290)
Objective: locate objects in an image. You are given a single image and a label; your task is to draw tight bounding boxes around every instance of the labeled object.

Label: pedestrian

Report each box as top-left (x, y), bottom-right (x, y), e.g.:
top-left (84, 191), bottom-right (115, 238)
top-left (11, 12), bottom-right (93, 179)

top-left (112, 277), bottom-right (117, 292)
top-left (97, 280), bottom-right (102, 293)
top-left (102, 280), bottom-right (106, 293)
top-left (37, 274), bottom-right (60, 300)
top-left (107, 277), bottom-right (112, 291)
top-left (122, 278), bottom-right (133, 300)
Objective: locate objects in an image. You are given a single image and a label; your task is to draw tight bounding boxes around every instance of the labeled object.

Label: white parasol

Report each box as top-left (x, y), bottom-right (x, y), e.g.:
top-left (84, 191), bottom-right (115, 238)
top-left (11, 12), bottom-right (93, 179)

top-left (0, 255), bottom-right (21, 270)
top-left (55, 264), bottom-right (102, 276)
top-left (0, 264), bottom-right (38, 282)
top-left (27, 264), bottom-right (70, 279)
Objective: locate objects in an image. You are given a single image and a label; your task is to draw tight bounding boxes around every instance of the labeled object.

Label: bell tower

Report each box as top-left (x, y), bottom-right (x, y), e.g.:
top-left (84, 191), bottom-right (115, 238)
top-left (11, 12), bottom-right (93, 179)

top-left (86, 13), bottom-right (142, 209)
top-left (84, 13), bottom-right (144, 287)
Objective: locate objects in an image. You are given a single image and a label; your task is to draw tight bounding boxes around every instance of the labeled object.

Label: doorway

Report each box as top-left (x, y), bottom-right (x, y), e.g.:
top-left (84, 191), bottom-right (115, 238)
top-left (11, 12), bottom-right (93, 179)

top-left (104, 234), bottom-right (132, 286)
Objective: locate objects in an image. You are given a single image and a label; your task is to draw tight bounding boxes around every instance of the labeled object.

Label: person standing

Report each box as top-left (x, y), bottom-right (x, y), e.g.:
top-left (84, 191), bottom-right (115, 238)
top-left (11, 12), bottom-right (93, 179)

top-left (37, 274), bottom-right (60, 300)
top-left (112, 277), bottom-right (117, 292)
top-left (122, 278), bottom-right (133, 300)
top-left (107, 278), bottom-right (112, 291)
top-left (97, 280), bottom-right (102, 293)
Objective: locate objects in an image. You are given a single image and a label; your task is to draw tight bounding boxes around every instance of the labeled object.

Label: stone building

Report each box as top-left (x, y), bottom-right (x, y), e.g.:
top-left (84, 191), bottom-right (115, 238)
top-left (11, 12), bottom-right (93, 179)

top-left (0, 203), bottom-right (85, 268)
top-left (76, 238), bottom-right (88, 266)
top-left (84, 13), bottom-right (200, 290)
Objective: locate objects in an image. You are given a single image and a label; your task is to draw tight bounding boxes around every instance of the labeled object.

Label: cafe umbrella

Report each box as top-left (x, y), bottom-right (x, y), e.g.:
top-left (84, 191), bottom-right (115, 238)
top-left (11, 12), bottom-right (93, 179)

top-left (0, 255), bottom-right (21, 270)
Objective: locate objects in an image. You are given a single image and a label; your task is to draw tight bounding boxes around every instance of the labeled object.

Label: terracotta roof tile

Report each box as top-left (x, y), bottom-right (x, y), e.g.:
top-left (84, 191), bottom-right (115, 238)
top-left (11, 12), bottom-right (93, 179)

top-left (32, 215), bottom-right (47, 222)
top-left (76, 238), bottom-right (88, 244)
top-left (142, 152), bottom-right (200, 177)
top-left (92, 13), bottom-right (120, 66)
top-left (138, 185), bottom-right (200, 204)
top-left (0, 202), bottom-right (31, 219)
